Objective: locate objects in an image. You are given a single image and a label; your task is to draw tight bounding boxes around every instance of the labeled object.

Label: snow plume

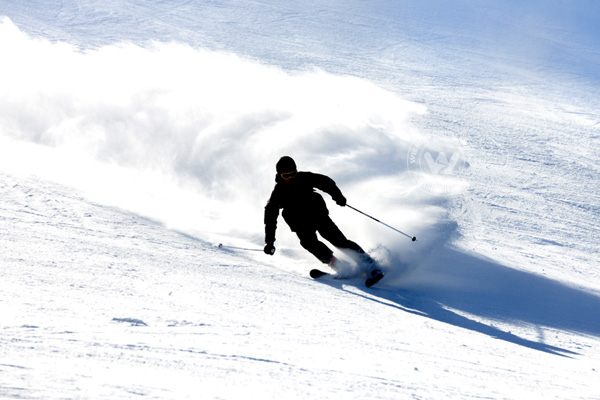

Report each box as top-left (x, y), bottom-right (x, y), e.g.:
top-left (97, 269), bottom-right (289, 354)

top-left (0, 17), bottom-right (465, 269)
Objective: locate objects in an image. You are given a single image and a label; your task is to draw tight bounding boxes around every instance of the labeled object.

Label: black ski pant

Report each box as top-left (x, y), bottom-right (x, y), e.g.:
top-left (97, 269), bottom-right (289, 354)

top-left (294, 215), bottom-right (372, 264)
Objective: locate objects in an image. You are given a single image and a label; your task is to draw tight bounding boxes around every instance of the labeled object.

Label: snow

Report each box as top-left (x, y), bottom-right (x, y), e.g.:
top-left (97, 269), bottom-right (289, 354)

top-left (1, 0), bottom-right (599, 399)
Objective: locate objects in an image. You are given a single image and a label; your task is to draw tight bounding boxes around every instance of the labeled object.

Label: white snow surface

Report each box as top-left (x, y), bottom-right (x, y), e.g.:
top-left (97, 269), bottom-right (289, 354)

top-left (1, 0), bottom-right (599, 399)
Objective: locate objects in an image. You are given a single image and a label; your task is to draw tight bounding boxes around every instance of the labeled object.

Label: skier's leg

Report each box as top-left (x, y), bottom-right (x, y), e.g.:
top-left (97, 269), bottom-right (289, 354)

top-left (318, 217), bottom-right (379, 272)
top-left (317, 216), bottom-right (364, 253)
top-left (295, 229), bottom-right (335, 264)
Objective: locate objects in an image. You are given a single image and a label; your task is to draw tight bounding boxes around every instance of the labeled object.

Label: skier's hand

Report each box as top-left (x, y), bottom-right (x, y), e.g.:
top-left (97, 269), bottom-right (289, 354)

top-left (335, 195), bottom-right (347, 207)
top-left (264, 243), bottom-right (276, 255)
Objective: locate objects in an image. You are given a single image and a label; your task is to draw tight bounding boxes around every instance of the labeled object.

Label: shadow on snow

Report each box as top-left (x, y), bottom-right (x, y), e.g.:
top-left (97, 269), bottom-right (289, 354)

top-left (315, 246), bottom-right (600, 358)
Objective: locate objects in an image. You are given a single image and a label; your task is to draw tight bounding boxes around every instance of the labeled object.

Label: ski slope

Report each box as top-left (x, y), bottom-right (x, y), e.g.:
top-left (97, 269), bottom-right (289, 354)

top-left (1, 0), bottom-right (599, 399)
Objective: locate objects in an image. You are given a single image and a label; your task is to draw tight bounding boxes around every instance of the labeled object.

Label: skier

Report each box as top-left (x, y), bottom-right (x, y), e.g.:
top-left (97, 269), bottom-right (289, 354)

top-left (263, 156), bottom-right (382, 280)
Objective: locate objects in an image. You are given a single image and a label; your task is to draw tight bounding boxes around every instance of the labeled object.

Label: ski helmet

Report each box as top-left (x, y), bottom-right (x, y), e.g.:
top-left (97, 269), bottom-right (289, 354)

top-left (276, 156), bottom-right (297, 174)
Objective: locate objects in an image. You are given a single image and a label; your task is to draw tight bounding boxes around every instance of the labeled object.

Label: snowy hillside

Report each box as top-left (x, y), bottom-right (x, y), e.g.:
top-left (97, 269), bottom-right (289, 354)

top-left (1, 0), bottom-right (599, 399)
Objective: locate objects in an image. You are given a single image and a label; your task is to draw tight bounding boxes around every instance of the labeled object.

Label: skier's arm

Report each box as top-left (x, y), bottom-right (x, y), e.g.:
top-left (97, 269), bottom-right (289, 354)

top-left (311, 173), bottom-right (346, 206)
top-left (264, 190), bottom-right (280, 253)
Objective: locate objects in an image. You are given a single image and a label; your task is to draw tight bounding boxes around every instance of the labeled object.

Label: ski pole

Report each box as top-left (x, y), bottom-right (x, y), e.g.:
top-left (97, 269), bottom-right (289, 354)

top-left (217, 243), bottom-right (263, 252)
top-left (346, 204), bottom-right (417, 242)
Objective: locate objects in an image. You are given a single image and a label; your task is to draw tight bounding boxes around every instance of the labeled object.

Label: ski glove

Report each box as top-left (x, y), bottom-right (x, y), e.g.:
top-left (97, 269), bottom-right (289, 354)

top-left (335, 195), bottom-right (347, 207)
top-left (264, 243), bottom-right (276, 255)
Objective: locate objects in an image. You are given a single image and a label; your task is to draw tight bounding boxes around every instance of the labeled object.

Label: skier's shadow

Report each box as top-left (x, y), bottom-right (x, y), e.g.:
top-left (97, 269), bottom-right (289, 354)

top-left (318, 247), bottom-right (600, 358)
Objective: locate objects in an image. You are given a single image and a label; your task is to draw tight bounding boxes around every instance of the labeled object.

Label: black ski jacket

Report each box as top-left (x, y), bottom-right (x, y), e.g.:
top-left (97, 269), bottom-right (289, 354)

top-left (264, 171), bottom-right (345, 244)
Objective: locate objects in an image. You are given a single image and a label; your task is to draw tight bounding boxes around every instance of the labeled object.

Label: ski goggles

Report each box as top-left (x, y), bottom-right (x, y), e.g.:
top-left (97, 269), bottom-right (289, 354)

top-left (280, 170), bottom-right (298, 180)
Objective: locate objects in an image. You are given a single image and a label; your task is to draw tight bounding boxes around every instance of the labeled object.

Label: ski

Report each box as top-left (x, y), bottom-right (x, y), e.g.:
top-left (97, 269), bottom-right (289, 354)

top-left (311, 268), bottom-right (384, 287)
top-left (365, 270), bottom-right (384, 287)
top-left (310, 269), bottom-right (330, 279)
